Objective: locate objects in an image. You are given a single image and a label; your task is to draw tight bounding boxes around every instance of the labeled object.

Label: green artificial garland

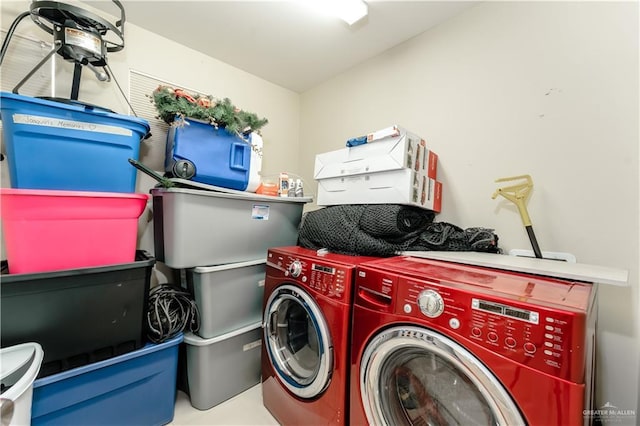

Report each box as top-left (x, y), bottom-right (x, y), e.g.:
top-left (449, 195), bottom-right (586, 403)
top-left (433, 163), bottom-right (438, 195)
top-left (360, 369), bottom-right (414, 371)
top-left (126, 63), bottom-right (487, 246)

top-left (150, 85), bottom-right (269, 135)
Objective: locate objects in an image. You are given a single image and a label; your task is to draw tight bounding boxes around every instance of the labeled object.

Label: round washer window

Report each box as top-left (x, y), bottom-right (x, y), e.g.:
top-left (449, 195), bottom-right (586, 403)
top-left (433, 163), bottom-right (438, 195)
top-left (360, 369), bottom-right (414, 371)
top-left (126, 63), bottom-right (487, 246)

top-left (264, 284), bottom-right (333, 399)
top-left (379, 347), bottom-right (496, 425)
top-left (360, 326), bottom-right (525, 426)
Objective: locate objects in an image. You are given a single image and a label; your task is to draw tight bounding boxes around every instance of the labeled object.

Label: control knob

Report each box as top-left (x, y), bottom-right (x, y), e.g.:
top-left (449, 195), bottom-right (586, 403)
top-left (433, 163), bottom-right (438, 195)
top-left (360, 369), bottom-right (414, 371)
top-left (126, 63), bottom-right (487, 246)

top-left (417, 289), bottom-right (445, 318)
top-left (288, 260), bottom-right (302, 278)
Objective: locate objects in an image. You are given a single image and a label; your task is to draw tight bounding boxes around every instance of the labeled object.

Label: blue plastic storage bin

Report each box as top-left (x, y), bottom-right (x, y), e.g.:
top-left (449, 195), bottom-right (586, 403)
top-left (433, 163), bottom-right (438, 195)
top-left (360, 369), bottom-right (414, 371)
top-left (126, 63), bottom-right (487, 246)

top-left (165, 117), bottom-right (253, 191)
top-left (31, 334), bottom-right (183, 426)
top-left (0, 92), bottom-right (150, 193)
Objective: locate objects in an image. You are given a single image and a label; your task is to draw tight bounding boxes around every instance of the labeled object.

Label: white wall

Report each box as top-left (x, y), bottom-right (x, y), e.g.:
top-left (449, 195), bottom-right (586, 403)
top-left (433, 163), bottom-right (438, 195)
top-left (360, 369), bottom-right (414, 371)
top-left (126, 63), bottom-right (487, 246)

top-left (301, 1), bottom-right (639, 421)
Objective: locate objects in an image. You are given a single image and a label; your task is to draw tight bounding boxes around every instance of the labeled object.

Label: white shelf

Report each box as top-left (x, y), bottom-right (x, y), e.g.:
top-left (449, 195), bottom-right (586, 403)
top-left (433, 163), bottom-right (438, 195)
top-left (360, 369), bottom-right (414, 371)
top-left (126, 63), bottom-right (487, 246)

top-left (400, 251), bottom-right (629, 287)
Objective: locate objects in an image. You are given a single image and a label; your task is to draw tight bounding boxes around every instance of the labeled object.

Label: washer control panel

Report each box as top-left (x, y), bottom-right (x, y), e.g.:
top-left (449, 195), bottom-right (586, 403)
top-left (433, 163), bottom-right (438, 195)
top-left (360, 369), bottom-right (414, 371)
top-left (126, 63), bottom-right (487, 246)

top-left (271, 253), bottom-right (353, 301)
top-left (397, 276), bottom-right (586, 382)
top-left (355, 263), bottom-right (592, 384)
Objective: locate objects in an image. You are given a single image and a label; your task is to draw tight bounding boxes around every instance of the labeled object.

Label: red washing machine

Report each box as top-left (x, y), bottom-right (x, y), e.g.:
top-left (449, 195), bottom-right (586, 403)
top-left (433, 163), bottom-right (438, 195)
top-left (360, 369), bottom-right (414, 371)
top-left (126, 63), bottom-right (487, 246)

top-left (350, 255), bottom-right (597, 426)
top-left (262, 246), bottom-right (379, 425)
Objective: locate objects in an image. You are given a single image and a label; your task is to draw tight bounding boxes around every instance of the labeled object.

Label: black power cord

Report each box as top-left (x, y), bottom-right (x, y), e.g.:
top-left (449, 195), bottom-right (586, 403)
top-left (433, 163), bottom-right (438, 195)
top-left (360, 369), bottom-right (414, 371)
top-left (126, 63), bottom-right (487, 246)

top-left (0, 11), bottom-right (30, 66)
top-left (146, 284), bottom-right (200, 343)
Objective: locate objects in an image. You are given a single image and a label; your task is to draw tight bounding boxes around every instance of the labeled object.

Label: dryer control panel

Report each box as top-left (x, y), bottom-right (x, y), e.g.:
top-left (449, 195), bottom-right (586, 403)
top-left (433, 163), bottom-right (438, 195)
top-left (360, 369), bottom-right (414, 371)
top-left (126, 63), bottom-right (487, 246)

top-left (268, 251), bottom-right (356, 302)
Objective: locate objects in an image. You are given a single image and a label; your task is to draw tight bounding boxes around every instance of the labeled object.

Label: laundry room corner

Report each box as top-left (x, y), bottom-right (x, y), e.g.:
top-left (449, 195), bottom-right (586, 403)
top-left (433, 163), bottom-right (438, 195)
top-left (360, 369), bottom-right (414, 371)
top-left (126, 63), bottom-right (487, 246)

top-left (300, 0), bottom-right (640, 421)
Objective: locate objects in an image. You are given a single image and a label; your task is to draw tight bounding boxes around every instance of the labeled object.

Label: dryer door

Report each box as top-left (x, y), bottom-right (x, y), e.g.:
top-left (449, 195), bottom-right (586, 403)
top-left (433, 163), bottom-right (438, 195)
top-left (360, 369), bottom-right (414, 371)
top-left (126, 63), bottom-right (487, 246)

top-left (264, 284), bottom-right (333, 399)
top-left (360, 325), bottom-right (525, 426)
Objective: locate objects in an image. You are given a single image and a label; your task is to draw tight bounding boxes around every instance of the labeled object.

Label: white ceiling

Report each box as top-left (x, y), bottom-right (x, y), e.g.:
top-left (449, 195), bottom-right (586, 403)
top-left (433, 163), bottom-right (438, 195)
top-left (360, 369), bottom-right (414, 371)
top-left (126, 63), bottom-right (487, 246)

top-left (91, 1), bottom-right (478, 93)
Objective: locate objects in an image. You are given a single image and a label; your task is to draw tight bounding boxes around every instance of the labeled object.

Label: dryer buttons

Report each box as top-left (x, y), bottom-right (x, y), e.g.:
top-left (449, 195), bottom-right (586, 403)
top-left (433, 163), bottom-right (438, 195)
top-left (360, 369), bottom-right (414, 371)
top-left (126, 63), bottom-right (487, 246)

top-left (505, 337), bottom-right (517, 348)
top-left (524, 342), bottom-right (537, 354)
top-left (417, 289), bottom-right (444, 318)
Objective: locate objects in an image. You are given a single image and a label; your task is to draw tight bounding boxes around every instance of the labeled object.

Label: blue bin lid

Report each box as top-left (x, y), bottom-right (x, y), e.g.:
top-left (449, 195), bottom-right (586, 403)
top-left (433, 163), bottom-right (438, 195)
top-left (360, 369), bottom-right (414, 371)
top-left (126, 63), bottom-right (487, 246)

top-left (0, 91), bottom-right (150, 135)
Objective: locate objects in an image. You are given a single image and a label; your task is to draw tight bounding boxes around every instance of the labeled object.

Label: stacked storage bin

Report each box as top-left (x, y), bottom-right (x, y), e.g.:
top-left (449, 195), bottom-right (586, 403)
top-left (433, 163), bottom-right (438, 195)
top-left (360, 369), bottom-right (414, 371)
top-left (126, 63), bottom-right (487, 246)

top-left (180, 259), bottom-right (267, 411)
top-left (0, 92), bottom-right (151, 273)
top-left (151, 183), bottom-right (311, 410)
top-left (0, 92), bottom-right (182, 425)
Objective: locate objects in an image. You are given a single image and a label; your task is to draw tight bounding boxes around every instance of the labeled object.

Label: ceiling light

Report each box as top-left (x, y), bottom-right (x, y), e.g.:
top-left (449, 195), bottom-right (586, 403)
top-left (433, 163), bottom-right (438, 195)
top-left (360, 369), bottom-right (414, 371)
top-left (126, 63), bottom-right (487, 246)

top-left (301, 0), bottom-right (368, 26)
top-left (334, 0), bottom-right (368, 25)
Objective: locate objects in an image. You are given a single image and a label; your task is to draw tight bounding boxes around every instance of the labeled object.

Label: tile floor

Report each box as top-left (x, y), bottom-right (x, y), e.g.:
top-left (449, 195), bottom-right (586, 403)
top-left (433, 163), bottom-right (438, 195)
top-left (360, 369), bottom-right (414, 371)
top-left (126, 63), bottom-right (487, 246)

top-left (170, 385), bottom-right (280, 425)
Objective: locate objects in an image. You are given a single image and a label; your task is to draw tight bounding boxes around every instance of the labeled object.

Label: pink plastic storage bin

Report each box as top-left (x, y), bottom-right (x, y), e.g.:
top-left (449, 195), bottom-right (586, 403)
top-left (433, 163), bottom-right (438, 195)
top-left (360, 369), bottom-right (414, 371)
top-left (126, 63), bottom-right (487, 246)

top-left (0, 188), bottom-right (148, 274)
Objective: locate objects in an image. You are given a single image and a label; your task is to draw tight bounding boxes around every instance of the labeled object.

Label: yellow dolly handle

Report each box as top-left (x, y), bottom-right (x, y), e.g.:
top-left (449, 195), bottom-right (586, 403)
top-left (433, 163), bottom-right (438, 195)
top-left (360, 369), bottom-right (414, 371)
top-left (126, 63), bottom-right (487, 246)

top-left (492, 174), bottom-right (542, 258)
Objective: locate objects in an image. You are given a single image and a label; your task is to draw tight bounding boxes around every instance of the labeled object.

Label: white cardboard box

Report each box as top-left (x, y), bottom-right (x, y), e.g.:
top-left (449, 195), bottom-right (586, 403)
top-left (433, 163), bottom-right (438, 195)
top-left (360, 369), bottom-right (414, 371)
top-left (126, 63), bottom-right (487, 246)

top-left (314, 125), bottom-right (437, 180)
top-left (316, 168), bottom-right (442, 212)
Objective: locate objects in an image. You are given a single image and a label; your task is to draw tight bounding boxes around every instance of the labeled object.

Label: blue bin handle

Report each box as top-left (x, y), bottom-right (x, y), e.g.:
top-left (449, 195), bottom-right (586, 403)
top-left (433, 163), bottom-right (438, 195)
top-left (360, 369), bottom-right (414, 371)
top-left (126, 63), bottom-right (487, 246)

top-left (230, 143), bottom-right (248, 171)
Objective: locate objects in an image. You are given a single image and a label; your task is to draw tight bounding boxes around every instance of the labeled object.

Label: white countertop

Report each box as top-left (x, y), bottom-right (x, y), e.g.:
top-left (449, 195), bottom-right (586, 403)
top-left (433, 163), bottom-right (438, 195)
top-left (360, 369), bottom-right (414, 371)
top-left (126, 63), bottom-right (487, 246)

top-left (400, 251), bottom-right (629, 287)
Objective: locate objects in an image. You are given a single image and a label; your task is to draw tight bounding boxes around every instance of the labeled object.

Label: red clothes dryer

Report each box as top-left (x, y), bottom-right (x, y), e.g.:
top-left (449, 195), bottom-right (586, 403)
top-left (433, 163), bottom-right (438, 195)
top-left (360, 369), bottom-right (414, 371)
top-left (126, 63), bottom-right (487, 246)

top-left (350, 255), bottom-right (597, 426)
top-left (262, 246), bottom-right (378, 425)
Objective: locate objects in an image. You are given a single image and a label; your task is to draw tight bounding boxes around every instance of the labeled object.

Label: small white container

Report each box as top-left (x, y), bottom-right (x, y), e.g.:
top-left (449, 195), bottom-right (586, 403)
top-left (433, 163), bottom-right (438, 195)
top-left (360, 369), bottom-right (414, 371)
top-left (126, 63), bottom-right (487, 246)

top-left (182, 323), bottom-right (262, 411)
top-left (186, 258), bottom-right (266, 339)
top-left (1, 342), bottom-right (44, 426)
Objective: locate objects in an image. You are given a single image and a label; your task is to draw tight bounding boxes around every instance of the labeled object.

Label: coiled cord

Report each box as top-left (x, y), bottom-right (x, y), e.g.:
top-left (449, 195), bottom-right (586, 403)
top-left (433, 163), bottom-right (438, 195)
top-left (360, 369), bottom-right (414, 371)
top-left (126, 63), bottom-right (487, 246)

top-left (146, 284), bottom-right (200, 343)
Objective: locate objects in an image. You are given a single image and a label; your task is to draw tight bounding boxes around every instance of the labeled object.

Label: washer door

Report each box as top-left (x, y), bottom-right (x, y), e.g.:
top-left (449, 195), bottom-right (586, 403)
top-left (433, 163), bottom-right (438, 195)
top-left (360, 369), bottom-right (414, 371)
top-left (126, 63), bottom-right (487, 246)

top-left (360, 326), bottom-right (525, 426)
top-left (264, 284), bottom-right (333, 399)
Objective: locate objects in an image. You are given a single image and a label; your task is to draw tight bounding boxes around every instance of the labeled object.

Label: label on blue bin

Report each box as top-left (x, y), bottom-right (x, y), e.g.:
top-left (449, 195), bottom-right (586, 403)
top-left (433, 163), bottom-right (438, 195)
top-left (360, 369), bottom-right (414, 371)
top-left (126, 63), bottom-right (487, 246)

top-left (252, 204), bottom-right (270, 220)
top-left (12, 113), bottom-right (133, 136)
